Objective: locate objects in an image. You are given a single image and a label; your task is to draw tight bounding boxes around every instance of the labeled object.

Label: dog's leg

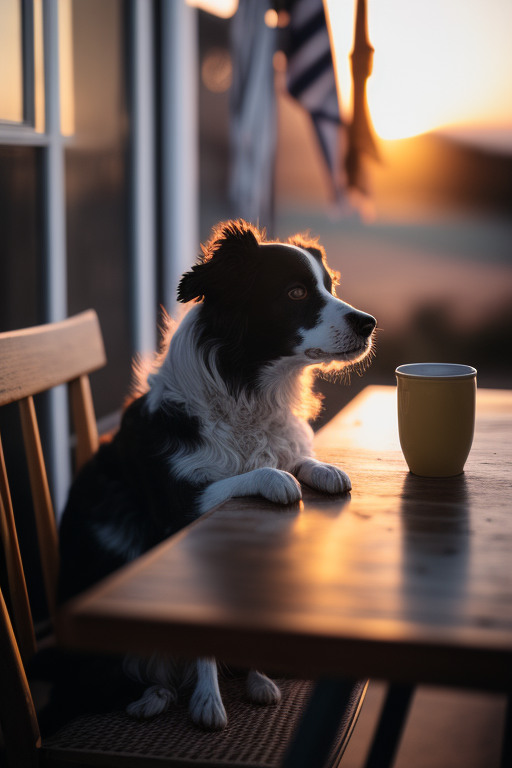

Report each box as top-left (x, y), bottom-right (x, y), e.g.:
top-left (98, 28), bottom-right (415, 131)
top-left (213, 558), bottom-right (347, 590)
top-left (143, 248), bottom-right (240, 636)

top-left (189, 658), bottom-right (227, 729)
top-left (199, 467), bottom-right (302, 513)
top-left (246, 670), bottom-right (281, 705)
top-left (126, 685), bottom-right (176, 718)
top-left (124, 653), bottom-right (178, 719)
top-left (295, 458), bottom-right (351, 494)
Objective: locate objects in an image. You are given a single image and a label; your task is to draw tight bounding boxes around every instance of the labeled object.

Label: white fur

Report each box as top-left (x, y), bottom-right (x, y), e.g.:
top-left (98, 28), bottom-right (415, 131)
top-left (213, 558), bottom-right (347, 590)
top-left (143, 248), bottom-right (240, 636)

top-left (292, 247), bottom-right (369, 363)
top-left (246, 670), bottom-right (281, 704)
top-left (199, 467), bottom-right (302, 513)
top-left (147, 306), bottom-right (316, 489)
top-left (123, 652), bottom-right (196, 721)
top-left (126, 685), bottom-right (176, 718)
top-left (189, 658), bottom-right (227, 729)
top-left (296, 457), bottom-right (351, 494)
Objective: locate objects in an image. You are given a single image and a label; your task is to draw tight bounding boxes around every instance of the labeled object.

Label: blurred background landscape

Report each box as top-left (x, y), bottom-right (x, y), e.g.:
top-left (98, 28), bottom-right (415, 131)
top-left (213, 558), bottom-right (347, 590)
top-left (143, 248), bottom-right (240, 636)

top-left (198, 2), bottom-right (512, 426)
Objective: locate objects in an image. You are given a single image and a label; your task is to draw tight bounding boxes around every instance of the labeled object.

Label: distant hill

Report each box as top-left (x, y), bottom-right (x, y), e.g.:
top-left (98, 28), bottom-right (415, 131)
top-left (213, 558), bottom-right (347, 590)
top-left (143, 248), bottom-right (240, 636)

top-left (372, 133), bottom-right (512, 218)
top-left (197, 5), bottom-right (512, 222)
top-left (273, 89), bottom-right (512, 219)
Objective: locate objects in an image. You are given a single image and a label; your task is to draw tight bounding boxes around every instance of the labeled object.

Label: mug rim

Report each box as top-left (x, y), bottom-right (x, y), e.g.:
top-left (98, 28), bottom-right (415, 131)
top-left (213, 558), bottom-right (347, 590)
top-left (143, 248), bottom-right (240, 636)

top-left (395, 363), bottom-right (477, 380)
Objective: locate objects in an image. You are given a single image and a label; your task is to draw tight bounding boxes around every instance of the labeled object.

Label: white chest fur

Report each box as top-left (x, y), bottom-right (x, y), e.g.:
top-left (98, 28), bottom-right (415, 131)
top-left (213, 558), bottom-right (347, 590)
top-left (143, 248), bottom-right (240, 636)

top-left (145, 307), bottom-right (316, 486)
top-left (169, 394), bottom-right (314, 485)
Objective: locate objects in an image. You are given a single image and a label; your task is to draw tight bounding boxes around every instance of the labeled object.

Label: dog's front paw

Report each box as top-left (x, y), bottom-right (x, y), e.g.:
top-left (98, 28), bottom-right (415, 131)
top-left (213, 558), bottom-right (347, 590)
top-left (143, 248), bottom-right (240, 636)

top-left (256, 468), bottom-right (302, 505)
top-left (189, 687), bottom-right (227, 730)
top-left (126, 685), bottom-right (176, 718)
top-left (297, 459), bottom-right (351, 494)
top-left (247, 670), bottom-right (281, 705)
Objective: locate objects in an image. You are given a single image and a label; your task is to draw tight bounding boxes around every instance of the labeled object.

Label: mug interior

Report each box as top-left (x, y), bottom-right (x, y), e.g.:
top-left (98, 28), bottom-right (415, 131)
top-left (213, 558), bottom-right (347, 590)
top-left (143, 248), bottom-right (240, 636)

top-left (396, 363), bottom-right (477, 379)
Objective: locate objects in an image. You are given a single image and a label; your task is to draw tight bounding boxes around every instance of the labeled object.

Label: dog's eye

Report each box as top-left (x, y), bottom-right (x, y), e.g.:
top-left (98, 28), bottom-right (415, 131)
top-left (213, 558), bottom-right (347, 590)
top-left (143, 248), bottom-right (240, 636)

top-left (288, 285), bottom-right (307, 300)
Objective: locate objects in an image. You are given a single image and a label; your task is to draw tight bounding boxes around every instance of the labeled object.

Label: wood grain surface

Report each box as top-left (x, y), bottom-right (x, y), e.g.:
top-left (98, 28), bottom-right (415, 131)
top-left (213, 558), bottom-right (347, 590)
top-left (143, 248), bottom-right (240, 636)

top-left (56, 386), bottom-right (512, 691)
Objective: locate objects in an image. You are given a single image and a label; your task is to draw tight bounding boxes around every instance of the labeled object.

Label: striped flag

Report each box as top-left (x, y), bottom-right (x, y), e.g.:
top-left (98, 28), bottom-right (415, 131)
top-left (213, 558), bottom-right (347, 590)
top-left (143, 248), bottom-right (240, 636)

top-left (284, 0), bottom-right (346, 201)
top-left (229, 0), bottom-right (378, 228)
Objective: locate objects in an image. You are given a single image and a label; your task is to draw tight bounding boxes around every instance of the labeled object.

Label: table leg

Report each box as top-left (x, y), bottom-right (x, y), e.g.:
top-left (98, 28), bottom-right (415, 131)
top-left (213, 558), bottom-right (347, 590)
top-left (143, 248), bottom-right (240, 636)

top-left (363, 684), bottom-right (415, 768)
top-left (282, 678), bottom-right (357, 768)
top-left (501, 692), bottom-right (511, 768)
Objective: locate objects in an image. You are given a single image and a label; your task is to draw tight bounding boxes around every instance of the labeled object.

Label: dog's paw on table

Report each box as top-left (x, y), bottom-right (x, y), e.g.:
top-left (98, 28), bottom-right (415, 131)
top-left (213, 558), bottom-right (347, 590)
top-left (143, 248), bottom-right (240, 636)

top-left (296, 458), bottom-right (352, 494)
top-left (254, 467), bottom-right (303, 504)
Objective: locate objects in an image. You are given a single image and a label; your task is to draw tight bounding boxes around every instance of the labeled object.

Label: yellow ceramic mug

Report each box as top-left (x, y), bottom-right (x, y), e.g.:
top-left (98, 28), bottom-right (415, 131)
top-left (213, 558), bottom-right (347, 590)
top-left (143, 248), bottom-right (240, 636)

top-left (396, 363), bottom-right (477, 477)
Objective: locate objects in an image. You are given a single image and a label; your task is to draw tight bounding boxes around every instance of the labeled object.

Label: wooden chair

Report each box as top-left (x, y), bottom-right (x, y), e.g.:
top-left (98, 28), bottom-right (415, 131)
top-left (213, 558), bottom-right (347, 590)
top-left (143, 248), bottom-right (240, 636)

top-left (0, 311), bottom-right (368, 768)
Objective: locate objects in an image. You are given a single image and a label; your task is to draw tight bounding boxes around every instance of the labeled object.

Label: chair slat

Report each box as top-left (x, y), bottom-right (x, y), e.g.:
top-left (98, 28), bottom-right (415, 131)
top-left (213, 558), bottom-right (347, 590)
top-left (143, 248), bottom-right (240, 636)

top-left (69, 374), bottom-right (99, 473)
top-left (0, 588), bottom-right (40, 768)
top-left (19, 397), bottom-right (59, 620)
top-left (0, 432), bottom-right (37, 662)
top-left (0, 310), bottom-right (106, 407)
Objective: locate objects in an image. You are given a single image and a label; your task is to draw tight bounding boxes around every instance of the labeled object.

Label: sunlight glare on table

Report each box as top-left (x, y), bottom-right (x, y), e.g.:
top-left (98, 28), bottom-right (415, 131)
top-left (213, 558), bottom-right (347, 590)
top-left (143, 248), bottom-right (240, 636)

top-left (315, 386), bottom-right (400, 452)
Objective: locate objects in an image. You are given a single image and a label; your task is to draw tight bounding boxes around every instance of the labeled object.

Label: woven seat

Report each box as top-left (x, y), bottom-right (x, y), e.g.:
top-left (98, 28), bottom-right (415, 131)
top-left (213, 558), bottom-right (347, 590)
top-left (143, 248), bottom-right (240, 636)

top-left (42, 678), bottom-right (366, 768)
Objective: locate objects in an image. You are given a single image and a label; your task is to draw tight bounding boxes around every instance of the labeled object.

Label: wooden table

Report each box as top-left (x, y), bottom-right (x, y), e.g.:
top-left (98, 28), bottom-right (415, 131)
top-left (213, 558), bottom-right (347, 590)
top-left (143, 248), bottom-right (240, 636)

top-left (57, 385), bottom-right (512, 691)
top-left (56, 386), bottom-right (512, 764)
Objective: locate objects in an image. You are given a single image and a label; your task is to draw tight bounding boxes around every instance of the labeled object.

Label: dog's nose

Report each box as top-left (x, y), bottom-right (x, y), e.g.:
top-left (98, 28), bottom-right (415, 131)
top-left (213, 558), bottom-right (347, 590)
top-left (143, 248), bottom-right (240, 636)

top-left (345, 311), bottom-right (377, 338)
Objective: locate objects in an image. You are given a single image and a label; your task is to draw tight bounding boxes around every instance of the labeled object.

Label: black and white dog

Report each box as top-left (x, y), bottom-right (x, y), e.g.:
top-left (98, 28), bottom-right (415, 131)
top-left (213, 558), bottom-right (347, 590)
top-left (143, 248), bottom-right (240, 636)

top-left (58, 220), bottom-right (376, 729)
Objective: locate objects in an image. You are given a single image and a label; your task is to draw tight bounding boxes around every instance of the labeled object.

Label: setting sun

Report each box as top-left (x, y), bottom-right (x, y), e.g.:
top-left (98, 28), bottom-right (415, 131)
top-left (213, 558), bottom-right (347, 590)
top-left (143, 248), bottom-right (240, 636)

top-left (327, 0), bottom-right (512, 140)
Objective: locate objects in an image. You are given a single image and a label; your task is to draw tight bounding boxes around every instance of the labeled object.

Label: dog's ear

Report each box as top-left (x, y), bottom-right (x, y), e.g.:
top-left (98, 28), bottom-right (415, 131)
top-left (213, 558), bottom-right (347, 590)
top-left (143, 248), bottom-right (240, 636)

top-left (177, 220), bottom-right (262, 303)
top-left (177, 264), bottom-right (209, 303)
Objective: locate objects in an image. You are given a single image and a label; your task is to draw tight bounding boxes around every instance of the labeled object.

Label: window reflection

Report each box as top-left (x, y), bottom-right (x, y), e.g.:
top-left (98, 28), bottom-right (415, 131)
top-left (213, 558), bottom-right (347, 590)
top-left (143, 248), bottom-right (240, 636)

top-left (34, 0), bottom-right (44, 132)
top-left (0, 0), bottom-right (23, 123)
top-left (59, 0), bottom-right (74, 136)
top-left (66, 0), bottom-right (131, 418)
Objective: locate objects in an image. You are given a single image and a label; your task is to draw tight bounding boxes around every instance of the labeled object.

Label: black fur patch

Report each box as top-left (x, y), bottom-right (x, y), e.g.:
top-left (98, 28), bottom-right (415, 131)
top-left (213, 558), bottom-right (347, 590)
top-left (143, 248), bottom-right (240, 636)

top-left (59, 394), bottom-right (204, 602)
top-left (178, 225), bottom-right (331, 393)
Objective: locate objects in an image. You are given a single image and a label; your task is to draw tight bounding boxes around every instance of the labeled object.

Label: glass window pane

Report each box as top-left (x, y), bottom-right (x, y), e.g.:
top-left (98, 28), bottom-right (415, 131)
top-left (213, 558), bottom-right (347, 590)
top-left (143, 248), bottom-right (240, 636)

top-left (0, 146), bottom-right (41, 330)
top-left (34, 0), bottom-right (45, 132)
top-left (0, 0), bottom-right (23, 123)
top-left (66, 0), bottom-right (132, 419)
top-left (59, 0), bottom-right (74, 136)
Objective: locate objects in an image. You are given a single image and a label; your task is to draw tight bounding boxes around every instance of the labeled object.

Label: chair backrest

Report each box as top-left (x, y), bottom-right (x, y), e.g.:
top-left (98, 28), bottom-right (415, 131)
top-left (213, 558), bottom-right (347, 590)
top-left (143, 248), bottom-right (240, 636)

top-left (0, 311), bottom-right (106, 766)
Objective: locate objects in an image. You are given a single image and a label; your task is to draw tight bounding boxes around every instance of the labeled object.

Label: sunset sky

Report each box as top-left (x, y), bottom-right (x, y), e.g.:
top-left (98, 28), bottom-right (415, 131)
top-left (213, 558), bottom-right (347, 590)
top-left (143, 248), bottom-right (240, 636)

top-left (2, 0), bottom-right (510, 147)
top-left (190, 0), bottom-right (512, 145)
top-left (326, 0), bottom-right (512, 141)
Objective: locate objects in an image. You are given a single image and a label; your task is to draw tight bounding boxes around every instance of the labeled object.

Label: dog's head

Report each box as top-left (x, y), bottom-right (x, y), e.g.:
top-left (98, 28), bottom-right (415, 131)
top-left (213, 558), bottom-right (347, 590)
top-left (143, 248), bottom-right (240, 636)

top-left (177, 220), bottom-right (376, 390)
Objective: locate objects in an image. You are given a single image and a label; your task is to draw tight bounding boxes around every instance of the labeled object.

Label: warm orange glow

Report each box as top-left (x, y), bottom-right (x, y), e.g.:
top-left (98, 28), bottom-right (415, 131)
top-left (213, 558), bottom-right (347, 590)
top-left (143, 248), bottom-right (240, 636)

top-left (289, 500), bottom-right (404, 610)
top-left (59, 0), bottom-right (75, 136)
top-left (264, 9), bottom-right (290, 29)
top-left (327, 0), bottom-right (512, 140)
top-left (34, 0), bottom-right (45, 132)
top-left (201, 48), bottom-right (233, 93)
top-left (315, 386), bottom-right (400, 452)
top-left (0, 0), bottom-right (23, 123)
top-left (186, 0), bottom-right (238, 19)
top-left (264, 9), bottom-right (278, 28)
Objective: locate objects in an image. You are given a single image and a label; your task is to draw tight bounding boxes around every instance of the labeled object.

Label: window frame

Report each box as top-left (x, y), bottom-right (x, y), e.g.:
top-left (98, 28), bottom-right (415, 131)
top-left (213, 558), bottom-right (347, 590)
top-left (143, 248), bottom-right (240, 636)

top-left (0, 0), bottom-right (40, 141)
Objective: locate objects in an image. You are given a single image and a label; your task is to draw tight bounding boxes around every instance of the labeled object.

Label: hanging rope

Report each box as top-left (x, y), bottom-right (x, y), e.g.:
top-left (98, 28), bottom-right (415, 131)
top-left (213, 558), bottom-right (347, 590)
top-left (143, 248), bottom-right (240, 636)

top-left (345, 0), bottom-right (380, 195)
